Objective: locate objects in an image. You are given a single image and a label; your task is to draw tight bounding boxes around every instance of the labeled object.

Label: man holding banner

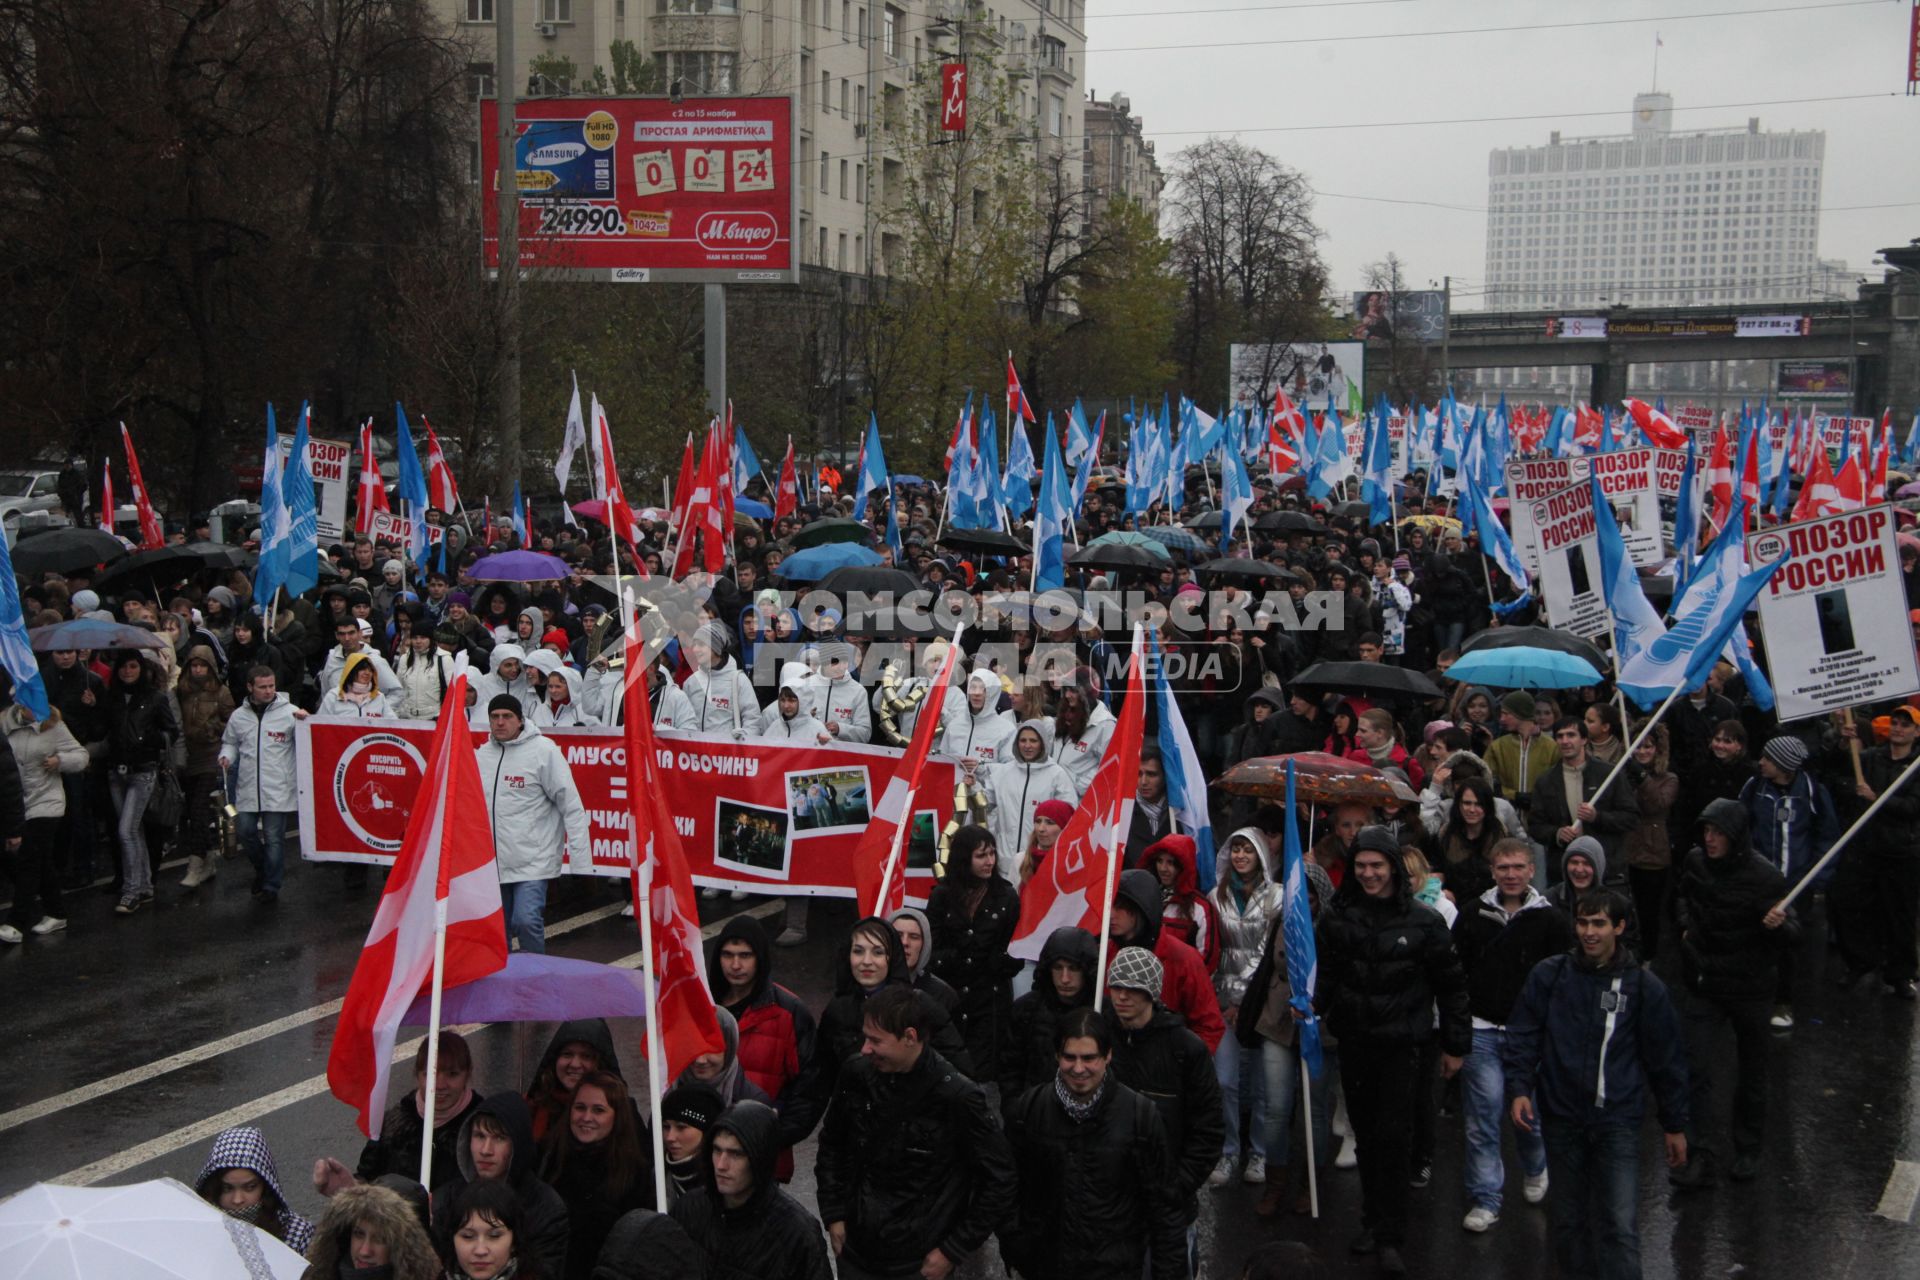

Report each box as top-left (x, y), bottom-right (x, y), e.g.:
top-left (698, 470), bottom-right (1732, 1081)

top-left (1833, 707), bottom-right (1920, 1000)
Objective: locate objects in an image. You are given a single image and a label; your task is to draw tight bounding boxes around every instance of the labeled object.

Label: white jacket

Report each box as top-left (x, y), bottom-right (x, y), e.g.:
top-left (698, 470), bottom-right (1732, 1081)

top-left (319, 645), bottom-right (401, 697)
top-left (530, 667), bottom-right (599, 727)
top-left (983, 757), bottom-right (1078, 879)
top-left (582, 665), bottom-right (697, 730)
top-left (3, 708), bottom-right (88, 820)
top-left (813, 674), bottom-right (872, 744)
top-left (934, 680), bottom-right (1016, 765)
top-left (475, 722), bottom-right (590, 883)
top-left (470, 643), bottom-right (536, 728)
top-left (760, 707), bottom-right (830, 743)
top-left (318, 689), bottom-right (396, 718)
top-left (1048, 702), bottom-right (1114, 799)
top-left (220, 694), bottom-right (302, 813)
top-left (683, 660), bottom-right (764, 737)
top-left (392, 648), bottom-right (457, 720)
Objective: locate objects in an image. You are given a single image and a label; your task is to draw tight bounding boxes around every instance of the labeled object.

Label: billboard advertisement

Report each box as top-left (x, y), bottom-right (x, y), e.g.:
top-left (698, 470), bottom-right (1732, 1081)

top-left (1350, 290), bottom-right (1446, 342)
top-left (1229, 342), bottom-right (1363, 413)
top-left (1777, 359), bottom-right (1854, 399)
top-left (478, 96), bottom-right (796, 284)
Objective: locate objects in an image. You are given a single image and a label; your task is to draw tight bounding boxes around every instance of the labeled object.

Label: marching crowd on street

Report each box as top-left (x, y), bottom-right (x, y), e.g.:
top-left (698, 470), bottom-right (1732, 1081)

top-left (2, 465), bottom-right (1918, 1280)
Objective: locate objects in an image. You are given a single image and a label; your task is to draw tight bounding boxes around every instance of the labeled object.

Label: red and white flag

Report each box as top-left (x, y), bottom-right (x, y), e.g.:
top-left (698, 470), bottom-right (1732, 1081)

top-left (1622, 399), bottom-right (1687, 449)
top-left (327, 663), bottom-right (506, 1138)
top-left (589, 395), bottom-right (641, 556)
top-left (1704, 424), bottom-right (1735, 529)
top-left (774, 437), bottom-right (799, 522)
top-left (667, 432), bottom-right (697, 540)
top-left (945, 401), bottom-right (971, 469)
top-left (98, 462), bottom-right (115, 536)
top-left (1009, 628), bottom-right (1147, 961)
top-left (1006, 353), bottom-right (1037, 423)
top-left (619, 621), bottom-right (725, 1080)
top-left (1573, 405), bottom-right (1605, 450)
top-left (1272, 386), bottom-right (1306, 442)
top-left (1868, 424), bottom-right (1891, 506)
top-left (1832, 453), bottom-right (1867, 512)
top-left (852, 628), bottom-right (964, 918)
top-left (1268, 415), bottom-right (1301, 481)
top-left (357, 421), bottom-right (390, 535)
top-left (482, 497), bottom-right (495, 547)
top-left (1792, 446), bottom-right (1843, 520)
top-left (711, 414), bottom-right (735, 574)
top-left (423, 418), bottom-right (461, 514)
top-left (119, 424), bottom-right (165, 550)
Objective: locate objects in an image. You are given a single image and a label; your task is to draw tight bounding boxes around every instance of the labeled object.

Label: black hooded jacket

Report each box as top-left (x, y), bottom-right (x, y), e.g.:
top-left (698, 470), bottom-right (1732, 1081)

top-left (1315, 831), bottom-right (1472, 1054)
top-left (1674, 798), bottom-right (1800, 1003)
top-left (589, 1208), bottom-right (702, 1280)
top-left (430, 1092), bottom-right (570, 1280)
top-left (923, 870), bottom-right (1023, 1070)
top-left (1104, 1005), bottom-right (1225, 1217)
top-left (705, 914), bottom-right (822, 1155)
top-left (813, 916), bottom-right (976, 1104)
top-left (998, 927), bottom-right (1098, 1102)
top-left (815, 1045), bottom-right (1016, 1277)
top-left (668, 1101), bottom-right (833, 1280)
top-left (1002, 1073), bottom-right (1187, 1280)
top-left (527, 1018), bottom-right (627, 1143)
top-left (353, 1087), bottom-right (487, 1192)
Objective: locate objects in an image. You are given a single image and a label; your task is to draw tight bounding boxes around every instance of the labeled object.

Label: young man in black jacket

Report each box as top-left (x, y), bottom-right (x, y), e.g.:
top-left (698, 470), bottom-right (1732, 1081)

top-left (815, 985), bottom-right (1014, 1280)
top-left (1451, 838), bottom-right (1576, 1234)
top-left (1671, 798), bottom-right (1798, 1187)
top-left (1316, 826), bottom-right (1471, 1274)
top-left (669, 1100), bottom-right (832, 1280)
top-left (1002, 1007), bottom-right (1187, 1279)
top-left (998, 925), bottom-right (1098, 1104)
top-left (1833, 706), bottom-right (1920, 998)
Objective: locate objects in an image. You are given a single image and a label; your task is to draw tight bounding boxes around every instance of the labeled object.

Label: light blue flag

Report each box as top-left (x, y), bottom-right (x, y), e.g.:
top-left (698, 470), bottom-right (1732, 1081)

top-left (284, 402), bottom-right (319, 598)
top-left (948, 416), bottom-right (990, 530)
top-left (1151, 629), bottom-right (1216, 893)
top-left (1065, 400), bottom-right (1094, 466)
top-left (976, 406), bottom-right (1007, 527)
top-left (1903, 411), bottom-right (1920, 470)
top-left (510, 481), bottom-right (527, 544)
top-left (0, 521), bottom-right (50, 720)
top-left (1220, 439), bottom-right (1253, 553)
top-left (254, 404), bottom-right (291, 613)
top-left (1306, 406), bottom-right (1351, 501)
top-left (1672, 437), bottom-right (1700, 595)
top-left (852, 413), bottom-right (888, 520)
top-left (1362, 395), bottom-right (1395, 526)
top-left (1032, 416), bottom-right (1070, 592)
top-left (392, 404), bottom-right (431, 565)
top-left (1003, 416), bottom-right (1038, 519)
top-left (1461, 464), bottom-right (1529, 594)
top-left (733, 425), bottom-right (762, 494)
top-left (1591, 473), bottom-right (1669, 673)
top-left (1071, 411), bottom-right (1103, 512)
top-left (1544, 406), bottom-right (1573, 458)
top-left (1280, 761), bottom-right (1323, 1079)
top-left (1488, 394), bottom-right (1513, 492)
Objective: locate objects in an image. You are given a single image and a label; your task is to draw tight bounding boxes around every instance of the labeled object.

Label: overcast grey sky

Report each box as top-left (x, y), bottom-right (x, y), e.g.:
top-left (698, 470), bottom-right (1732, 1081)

top-left (1085, 0), bottom-right (1920, 310)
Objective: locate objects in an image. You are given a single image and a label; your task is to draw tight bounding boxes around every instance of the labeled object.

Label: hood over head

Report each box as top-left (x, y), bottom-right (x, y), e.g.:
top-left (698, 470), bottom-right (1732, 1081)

top-left (835, 914), bottom-right (910, 995)
top-left (1115, 868), bottom-right (1164, 948)
top-left (337, 650), bottom-right (376, 695)
top-left (706, 912), bottom-right (774, 1006)
top-left (530, 1017), bottom-right (625, 1096)
top-left (454, 1090), bottom-right (539, 1189)
top-left (887, 905), bottom-right (936, 978)
top-left (544, 663), bottom-right (582, 702)
top-left (590, 1209), bottom-right (703, 1280)
top-left (1561, 834), bottom-right (1608, 884)
top-left (674, 1005), bottom-right (747, 1102)
top-left (707, 1099), bottom-right (782, 1209)
top-left (1034, 926), bottom-right (1099, 1007)
top-left (518, 605), bottom-right (545, 634)
top-left (1141, 833), bottom-right (1202, 901)
top-left (1340, 824), bottom-right (1411, 906)
top-left (194, 1126), bottom-right (292, 1211)
top-left (306, 1182), bottom-right (438, 1280)
top-left (1217, 826), bottom-right (1277, 886)
top-left (1012, 717), bottom-right (1051, 760)
top-left (489, 642), bottom-right (526, 674)
top-left (1244, 687), bottom-right (1286, 723)
top-left (1698, 796), bottom-right (1753, 854)
top-left (776, 662), bottom-right (812, 700)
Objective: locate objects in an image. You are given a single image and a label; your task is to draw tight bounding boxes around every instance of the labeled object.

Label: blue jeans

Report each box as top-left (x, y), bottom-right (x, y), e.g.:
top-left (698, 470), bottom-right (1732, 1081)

top-left (1462, 1026), bottom-right (1547, 1213)
top-left (236, 810), bottom-right (290, 895)
top-left (1543, 1119), bottom-right (1643, 1280)
top-left (1215, 1036), bottom-right (1267, 1161)
top-left (1259, 1038), bottom-right (1335, 1170)
top-left (501, 879), bottom-right (551, 953)
top-left (109, 769), bottom-right (156, 897)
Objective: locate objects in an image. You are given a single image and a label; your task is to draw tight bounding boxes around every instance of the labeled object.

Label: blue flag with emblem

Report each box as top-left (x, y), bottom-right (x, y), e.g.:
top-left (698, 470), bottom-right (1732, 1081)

top-left (851, 413), bottom-right (887, 521)
top-left (284, 402), bottom-right (320, 598)
top-left (1003, 416), bottom-right (1038, 520)
top-left (1032, 413), bottom-right (1070, 592)
top-left (1672, 436), bottom-right (1700, 595)
top-left (254, 404), bottom-right (291, 613)
top-left (1151, 629), bottom-right (1216, 892)
top-left (733, 424), bottom-right (762, 494)
top-left (1280, 760), bottom-right (1323, 1079)
top-left (0, 521), bottom-right (49, 719)
top-left (1362, 395), bottom-right (1396, 526)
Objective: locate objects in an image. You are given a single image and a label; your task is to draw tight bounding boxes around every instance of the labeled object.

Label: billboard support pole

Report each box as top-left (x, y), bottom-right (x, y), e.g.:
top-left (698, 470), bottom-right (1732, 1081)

top-left (1440, 275), bottom-right (1452, 393)
top-left (704, 284), bottom-right (727, 417)
top-left (495, 0), bottom-right (523, 504)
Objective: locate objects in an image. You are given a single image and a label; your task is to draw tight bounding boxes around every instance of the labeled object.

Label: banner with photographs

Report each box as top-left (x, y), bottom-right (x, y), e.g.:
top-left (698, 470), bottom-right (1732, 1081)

top-left (1531, 481), bottom-right (1611, 642)
top-left (1228, 341), bottom-right (1363, 413)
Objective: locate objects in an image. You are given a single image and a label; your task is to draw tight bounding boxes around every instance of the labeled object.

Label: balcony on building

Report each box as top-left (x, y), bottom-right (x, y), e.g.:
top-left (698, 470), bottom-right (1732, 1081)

top-left (650, 0), bottom-right (742, 52)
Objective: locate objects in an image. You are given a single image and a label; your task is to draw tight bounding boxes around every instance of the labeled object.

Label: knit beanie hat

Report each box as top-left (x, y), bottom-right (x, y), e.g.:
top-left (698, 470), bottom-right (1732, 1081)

top-left (660, 1084), bottom-right (723, 1131)
top-left (1762, 735), bottom-right (1809, 774)
top-left (487, 693), bottom-right (523, 720)
top-left (1034, 799), bottom-right (1075, 826)
top-left (1501, 690), bottom-right (1536, 719)
top-left (1106, 946), bottom-right (1164, 1002)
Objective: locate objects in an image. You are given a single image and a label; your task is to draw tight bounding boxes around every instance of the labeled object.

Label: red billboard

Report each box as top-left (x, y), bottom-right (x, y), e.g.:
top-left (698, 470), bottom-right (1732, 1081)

top-left (940, 63), bottom-right (968, 132)
top-left (479, 96), bottom-right (796, 284)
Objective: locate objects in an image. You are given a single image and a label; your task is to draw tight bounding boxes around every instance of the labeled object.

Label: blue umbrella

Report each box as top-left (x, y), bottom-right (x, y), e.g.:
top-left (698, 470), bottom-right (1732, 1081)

top-left (467, 550), bottom-right (571, 582)
top-left (1446, 646), bottom-right (1602, 690)
top-left (28, 620), bottom-right (169, 652)
top-left (735, 496), bottom-right (773, 518)
top-left (402, 953), bottom-right (649, 1025)
top-left (778, 542), bottom-right (882, 582)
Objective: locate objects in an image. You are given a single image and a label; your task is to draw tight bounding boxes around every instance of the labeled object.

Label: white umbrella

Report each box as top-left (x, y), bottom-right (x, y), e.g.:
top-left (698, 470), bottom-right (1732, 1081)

top-left (0, 1178), bottom-right (307, 1279)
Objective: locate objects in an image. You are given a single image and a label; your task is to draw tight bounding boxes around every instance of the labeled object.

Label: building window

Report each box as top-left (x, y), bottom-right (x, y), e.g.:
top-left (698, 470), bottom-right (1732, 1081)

top-left (657, 1), bottom-right (740, 11)
top-left (884, 6), bottom-right (900, 58)
top-left (819, 226), bottom-right (829, 264)
top-left (857, 5), bottom-right (867, 46)
top-left (540, 0), bottom-right (572, 21)
top-left (837, 233), bottom-right (848, 270)
top-left (855, 163), bottom-right (865, 202)
top-left (465, 0), bottom-right (494, 21)
top-left (840, 79), bottom-right (849, 115)
top-left (820, 151), bottom-right (829, 192)
top-left (1048, 95), bottom-right (1065, 137)
top-left (655, 51), bottom-right (736, 92)
top-left (467, 61), bottom-right (495, 99)
top-left (822, 71), bottom-right (831, 113)
top-left (839, 158), bottom-right (848, 199)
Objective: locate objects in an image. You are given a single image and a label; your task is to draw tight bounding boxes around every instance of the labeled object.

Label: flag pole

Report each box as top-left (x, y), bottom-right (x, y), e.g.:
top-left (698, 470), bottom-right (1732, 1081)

top-left (635, 858), bottom-right (672, 1210)
top-left (1775, 752), bottom-right (1920, 911)
top-left (871, 794), bottom-right (914, 915)
top-left (1302, 1053), bottom-right (1319, 1217)
top-left (1091, 829), bottom-right (1124, 1016)
top-left (417, 897), bottom-right (449, 1188)
top-left (1587, 684), bottom-right (1687, 804)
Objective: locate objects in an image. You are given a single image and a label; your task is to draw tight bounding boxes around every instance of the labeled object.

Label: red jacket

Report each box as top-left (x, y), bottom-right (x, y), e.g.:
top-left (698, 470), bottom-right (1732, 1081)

top-left (1115, 867), bottom-right (1226, 1052)
top-left (1345, 741), bottom-right (1425, 791)
top-left (1140, 834), bottom-right (1222, 974)
top-left (707, 914), bottom-right (821, 1181)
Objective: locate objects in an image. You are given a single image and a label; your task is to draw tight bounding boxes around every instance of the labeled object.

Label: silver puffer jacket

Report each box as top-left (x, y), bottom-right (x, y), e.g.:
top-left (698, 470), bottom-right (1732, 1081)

top-left (1210, 825), bottom-right (1285, 1009)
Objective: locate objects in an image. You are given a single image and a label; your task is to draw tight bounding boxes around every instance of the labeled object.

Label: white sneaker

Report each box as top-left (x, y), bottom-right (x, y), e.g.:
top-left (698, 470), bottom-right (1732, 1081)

top-left (729, 889), bottom-right (749, 902)
top-left (0, 925), bottom-right (21, 945)
top-left (1523, 1171), bottom-right (1550, 1204)
top-left (30, 917), bottom-right (66, 935)
top-left (620, 902), bottom-right (635, 918)
top-left (1242, 1156), bottom-right (1267, 1185)
top-left (1335, 1136), bottom-right (1358, 1169)
top-left (1769, 1005), bottom-right (1794, 1030)
top-left (1208, 1155), bottom-right (1235, 1187)
top-left (1463, 1206), bottom-right (1499, 1233)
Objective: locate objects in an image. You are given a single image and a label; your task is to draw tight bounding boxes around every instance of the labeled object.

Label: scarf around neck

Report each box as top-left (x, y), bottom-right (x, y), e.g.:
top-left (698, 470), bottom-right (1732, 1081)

top-left (1055, 1072), bottom-right (1107, 1122)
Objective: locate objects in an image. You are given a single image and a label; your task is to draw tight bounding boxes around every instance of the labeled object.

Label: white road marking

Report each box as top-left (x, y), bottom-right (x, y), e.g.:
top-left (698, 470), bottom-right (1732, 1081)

top-left (41, 900), bottom-right (783, 1186)
top-left (1875, 1159), bottom-right (1920, 1223)
top-left (0, 899), bottom-right (630, 1135)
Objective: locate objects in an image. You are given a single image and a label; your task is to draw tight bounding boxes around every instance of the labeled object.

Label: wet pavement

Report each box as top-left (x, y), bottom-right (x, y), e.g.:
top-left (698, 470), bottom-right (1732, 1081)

top-left (2, 854), bottom-right (1916, 1278)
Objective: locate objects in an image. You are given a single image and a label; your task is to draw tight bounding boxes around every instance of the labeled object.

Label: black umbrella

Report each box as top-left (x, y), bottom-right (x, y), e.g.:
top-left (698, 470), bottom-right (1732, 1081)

top-left (10, 528), bottom-right (128, 577)
top-left (1197, 557), bottom-right (1297, 585)
top-left (817, 566), bottom-right (922, 598)
top-left (1182, 509), bottom-right (1225, 530)
top-left (1460, 624), bottom-right (1607, 674)
top-left (1290, 660), bottom-right (1442, 700)
top-left (789, 517), bottom-right (876, 550)
top-left (1068, 543), bottom-right (1164, 573)
top-left (91, 543), bottom-right (249, 594)
top-left (1331, 501), bottom-right (1374, 523)
top-left (938, 528), bottom-right (1029, 557)
top-left (1256, 510), bottom-right (1327, 535)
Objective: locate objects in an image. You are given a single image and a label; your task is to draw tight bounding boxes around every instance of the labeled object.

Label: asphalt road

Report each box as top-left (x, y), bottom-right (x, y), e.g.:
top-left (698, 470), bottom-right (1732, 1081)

top-left (2, 854), bottom-right (1917, 1279)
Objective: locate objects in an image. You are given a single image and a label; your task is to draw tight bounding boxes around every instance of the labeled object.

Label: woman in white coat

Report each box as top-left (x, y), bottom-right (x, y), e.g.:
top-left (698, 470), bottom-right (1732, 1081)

top-left (981, 720), bottom-right (1077, 882)
top-left (319, 653), bottom-right (396, 718)
top-left (1209, 826), bottom-right (1287, 1187)
top-left (1, 701), bottom-right (88, 941)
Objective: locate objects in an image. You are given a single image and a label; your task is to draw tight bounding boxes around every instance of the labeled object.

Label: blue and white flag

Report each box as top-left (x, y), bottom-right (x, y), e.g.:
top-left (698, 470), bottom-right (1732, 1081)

top-left (1361, 395), bottom-right (1395, 526)
top-left (1003, 417), bottom-right (1039, 520)
top-left (1065, 400), bottom-right (1094, 467)
top-left (976, 406), bottom-right (1007, 528)
top-left (1460, 463), bottom-right (1529, 594)
top-left (948, 415), bottom-right (994, 530)
top-left (1591, 473), bottom-right (1669, 671)
top-left (1280, 760), bottom-right (1323, 1079)
top-left (1903, 411), bottom-right (1920, 470)
top-left (0, 521), bottom-right (50, 720)
top-left (851, 413), bottom-right (888, 520)
top-left (284, 402), bottom-right (320, 598)
top-left (1220, 437), bottom-right (1254, 552)
top-left (1544, 406), bottom-right (1574, 458)
top-left (1671, 436), bottom-right (1701, 595)
top-left (1306, 406), bottom-right (1352, 501)
top-left (732, 424), bottom-right (762, 494)
top-left (1031, 414), bottom-right (1070, 592)
top-left (392, 403), bottom-right (431, 565)
top-left (254, 404), bottom-right (291, 612)
top-left (1151, 629), bottom-right (1216, 892)
top-left (1071, 410), bottom-right (1103, 511)
top-left (510, 481), bottom-right (527, 544)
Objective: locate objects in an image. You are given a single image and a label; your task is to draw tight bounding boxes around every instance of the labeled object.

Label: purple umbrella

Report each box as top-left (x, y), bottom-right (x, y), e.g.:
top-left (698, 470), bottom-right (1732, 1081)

top-left (401, 952), bottom-right (649, 1026)
top-left (1897, 481), bottom-right (1920, 499)
top-left (467, 550), bottom-right (571, 582)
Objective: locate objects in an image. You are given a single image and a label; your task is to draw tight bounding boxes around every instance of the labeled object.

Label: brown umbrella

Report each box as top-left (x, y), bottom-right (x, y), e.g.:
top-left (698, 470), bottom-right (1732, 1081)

top-left (1217, 752), bottom-right (1413, 806)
